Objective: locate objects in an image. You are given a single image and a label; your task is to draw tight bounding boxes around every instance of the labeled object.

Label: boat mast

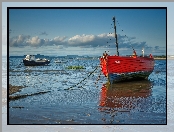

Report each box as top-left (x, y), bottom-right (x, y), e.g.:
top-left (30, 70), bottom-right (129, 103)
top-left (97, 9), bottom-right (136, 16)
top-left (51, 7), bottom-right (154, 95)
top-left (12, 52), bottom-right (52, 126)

top-left (112, 16), bottom-right (119, 56)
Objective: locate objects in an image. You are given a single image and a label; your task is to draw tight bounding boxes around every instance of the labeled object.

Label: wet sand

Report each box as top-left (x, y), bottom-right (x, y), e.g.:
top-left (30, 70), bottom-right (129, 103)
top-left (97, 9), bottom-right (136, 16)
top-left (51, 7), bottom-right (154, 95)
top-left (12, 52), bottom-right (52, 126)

top-left (9, 84), bottom-right (25, 95)
top-left (8, 84), bottom-right (25, 101)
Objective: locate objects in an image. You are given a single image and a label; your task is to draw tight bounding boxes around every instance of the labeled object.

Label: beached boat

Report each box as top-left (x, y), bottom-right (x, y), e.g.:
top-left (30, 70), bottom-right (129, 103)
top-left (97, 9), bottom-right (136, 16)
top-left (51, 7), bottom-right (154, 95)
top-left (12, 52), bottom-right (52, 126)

top-left (100, 17), bottom-right (154, 83)
top-left (23, 55), bottom-right (50, 66)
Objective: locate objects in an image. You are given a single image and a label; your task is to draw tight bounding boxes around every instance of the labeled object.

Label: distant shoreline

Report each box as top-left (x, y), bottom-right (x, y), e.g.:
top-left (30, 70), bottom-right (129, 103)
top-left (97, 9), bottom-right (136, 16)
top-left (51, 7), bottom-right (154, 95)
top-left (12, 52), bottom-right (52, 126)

top-left (154, 58), bottom-right (166, 60)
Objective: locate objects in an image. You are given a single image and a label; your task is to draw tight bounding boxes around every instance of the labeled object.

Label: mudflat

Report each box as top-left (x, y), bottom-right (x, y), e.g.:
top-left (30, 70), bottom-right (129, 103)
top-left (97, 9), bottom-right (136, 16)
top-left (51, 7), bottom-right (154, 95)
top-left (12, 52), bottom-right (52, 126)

top-left (9, 84), bottom-right (25, 95)
top-left (8, 84), bottom-right (50, 101)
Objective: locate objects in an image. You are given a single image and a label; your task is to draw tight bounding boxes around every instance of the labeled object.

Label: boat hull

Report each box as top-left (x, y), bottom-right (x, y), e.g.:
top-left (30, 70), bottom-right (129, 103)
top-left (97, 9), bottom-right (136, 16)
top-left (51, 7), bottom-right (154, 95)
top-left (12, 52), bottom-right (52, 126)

top-left (23, 59), bottom-right (50, 66)
top-left (100, 55), bottom-right (154, 83)
top-left (108, 71), bottom-right (152, 83)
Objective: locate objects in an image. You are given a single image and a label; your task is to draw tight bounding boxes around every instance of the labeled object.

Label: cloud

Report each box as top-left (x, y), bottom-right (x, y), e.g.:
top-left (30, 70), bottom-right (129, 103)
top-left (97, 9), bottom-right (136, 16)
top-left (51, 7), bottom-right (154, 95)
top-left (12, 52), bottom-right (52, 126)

top-left (67, 33), bottom-right (114, 48)
top-left (53, 36), bottom-right (67, 43)
top-left (9, 33), bottom-right (166, 56)
top-left (9, 35), bottom-right (68, 47)
top-left (9, 33), bottom-right (157, 53)
top-left (155, 46), bottom-right (159, 50)
top-left (56, 45), bottom-right (64, 49)
top-left (26, 36), bottom-right (43, 46)
top-left (68, 34), bottom-right (95, 44)
top-left (9, 35), bottom-right (30, 47)
top-left (26, 36), bottom-right (67, 46)
top-left (39, 31), bottom-right (48, 36)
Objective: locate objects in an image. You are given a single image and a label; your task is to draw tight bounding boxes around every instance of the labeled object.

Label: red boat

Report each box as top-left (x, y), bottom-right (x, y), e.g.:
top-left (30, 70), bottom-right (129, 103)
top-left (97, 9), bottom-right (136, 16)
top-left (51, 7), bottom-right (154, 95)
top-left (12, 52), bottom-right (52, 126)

top-left (100, 17), bottom-right (154, 83)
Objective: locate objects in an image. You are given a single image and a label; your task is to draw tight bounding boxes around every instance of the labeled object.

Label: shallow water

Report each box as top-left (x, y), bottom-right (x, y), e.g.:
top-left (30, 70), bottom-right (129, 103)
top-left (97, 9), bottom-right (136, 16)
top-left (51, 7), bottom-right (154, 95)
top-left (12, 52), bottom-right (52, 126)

top-left (8, 57), bottom-right (166, 124)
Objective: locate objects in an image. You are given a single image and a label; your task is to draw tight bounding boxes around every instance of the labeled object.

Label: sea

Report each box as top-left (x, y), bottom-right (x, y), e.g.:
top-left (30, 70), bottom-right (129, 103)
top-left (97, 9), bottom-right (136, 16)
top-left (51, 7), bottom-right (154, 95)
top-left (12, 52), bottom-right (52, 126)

top-left (7, 56), bottom-right (167, 124)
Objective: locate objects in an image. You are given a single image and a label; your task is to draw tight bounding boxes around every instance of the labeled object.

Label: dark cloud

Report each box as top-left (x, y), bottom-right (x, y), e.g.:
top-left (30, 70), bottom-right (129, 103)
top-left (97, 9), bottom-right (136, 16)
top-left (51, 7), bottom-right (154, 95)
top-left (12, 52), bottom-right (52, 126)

top-left (39, 31), bottom-right (48, 36)
top-left (155, 46), bottom-right (159, 50)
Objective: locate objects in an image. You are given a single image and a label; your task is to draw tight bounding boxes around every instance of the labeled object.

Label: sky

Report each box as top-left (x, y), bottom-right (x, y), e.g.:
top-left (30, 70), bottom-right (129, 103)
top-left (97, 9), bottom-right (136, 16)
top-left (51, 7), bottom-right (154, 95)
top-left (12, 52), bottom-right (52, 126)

top-left (8, 7), bottom-right (166, 56)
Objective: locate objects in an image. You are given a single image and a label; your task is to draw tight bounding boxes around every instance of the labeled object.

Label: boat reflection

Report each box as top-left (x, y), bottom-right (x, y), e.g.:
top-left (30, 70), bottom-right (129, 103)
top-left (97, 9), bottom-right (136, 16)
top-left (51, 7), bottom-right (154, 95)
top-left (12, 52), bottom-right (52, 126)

top-left (99, 80), bottom-right (153, 113)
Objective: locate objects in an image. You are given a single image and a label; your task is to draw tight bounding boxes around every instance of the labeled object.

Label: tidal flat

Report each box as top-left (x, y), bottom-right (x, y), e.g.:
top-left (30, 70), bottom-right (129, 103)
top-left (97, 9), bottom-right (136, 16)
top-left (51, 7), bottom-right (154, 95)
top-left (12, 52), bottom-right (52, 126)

top-left (8, 57), bottom-right (166, 124)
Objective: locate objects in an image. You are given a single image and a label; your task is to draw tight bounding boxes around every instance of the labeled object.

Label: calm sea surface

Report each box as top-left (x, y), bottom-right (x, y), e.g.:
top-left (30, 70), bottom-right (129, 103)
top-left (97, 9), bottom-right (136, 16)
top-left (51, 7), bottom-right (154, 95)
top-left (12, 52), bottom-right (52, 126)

top-left (8, 57), bottom-right (166, 124)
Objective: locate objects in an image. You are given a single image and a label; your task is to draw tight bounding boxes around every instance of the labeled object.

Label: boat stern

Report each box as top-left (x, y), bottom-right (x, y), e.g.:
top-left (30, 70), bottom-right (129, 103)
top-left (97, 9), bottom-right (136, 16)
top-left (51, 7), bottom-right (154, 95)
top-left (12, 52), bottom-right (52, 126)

top-left (100, 57), bottom-right (108, 77)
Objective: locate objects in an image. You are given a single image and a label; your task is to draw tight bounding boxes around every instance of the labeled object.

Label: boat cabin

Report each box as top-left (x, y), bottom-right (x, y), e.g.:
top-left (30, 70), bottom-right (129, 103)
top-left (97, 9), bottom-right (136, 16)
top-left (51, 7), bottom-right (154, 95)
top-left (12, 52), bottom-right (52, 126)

top-left (24, 55), bottom-right (35, 61)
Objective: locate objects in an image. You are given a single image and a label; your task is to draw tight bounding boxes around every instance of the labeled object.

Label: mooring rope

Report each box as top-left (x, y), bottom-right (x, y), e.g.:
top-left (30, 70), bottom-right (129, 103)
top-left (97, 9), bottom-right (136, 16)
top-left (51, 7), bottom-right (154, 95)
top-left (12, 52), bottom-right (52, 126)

top-left (64, 66), bottom-right (100, 90)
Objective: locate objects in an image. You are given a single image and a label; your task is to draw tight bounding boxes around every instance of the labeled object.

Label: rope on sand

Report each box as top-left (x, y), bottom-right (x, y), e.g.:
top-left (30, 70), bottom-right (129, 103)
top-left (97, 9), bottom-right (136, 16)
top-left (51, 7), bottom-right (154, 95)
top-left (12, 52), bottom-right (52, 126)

top-left (64, 66), bottom-right (100, 90)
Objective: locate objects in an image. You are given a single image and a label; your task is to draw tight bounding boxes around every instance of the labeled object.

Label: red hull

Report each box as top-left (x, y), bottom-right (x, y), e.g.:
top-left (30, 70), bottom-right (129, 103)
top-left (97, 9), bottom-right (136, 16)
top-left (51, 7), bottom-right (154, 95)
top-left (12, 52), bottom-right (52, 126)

top-left (100, 55), bottom-right (154, 82)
